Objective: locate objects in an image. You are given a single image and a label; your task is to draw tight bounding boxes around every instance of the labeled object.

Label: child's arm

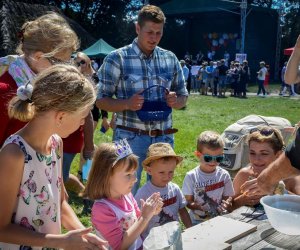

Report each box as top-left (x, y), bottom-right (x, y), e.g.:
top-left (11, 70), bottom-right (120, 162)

top-left (120, 192), bottom-right (163, 250)
top-left (178, 207), bottom-right (192, 228)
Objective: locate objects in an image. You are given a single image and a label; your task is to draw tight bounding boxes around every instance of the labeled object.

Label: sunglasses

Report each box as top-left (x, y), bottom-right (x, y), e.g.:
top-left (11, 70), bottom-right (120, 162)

top-left (47, 56), bottom-right (73, 65)
top-left (76, 60), bottom-right (86, 67)
top-left (249, 127), bottom-right (276, 137)
top-left (203, 154), bottom-right (224, 163)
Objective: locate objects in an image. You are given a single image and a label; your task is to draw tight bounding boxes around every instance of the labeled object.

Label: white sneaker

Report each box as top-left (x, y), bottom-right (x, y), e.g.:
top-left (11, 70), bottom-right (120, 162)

top-left (291, 93), bottom-right (298, 97)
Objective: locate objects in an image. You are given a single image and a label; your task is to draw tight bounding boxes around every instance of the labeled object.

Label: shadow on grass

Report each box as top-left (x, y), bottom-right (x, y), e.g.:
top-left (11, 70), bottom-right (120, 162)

top-left (67, 190), bottom-right (93, 228)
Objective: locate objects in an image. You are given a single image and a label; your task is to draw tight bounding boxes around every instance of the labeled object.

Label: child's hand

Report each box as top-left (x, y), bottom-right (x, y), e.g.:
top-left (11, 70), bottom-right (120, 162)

top-left (61, 227), bottom-right (108, 250)
top-left (154, 197), bottom-right (164, 215)
top-left (140, 192), bottom-right (163, 220)
top-left (217, 197), bottom-right (232, 214)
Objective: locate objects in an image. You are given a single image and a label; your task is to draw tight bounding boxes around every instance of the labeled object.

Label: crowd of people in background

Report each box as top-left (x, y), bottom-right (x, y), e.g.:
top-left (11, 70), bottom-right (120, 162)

top-left (180, 52), bottom-right (298, 98)
top-left (180, 57), bottom-right (251, 98)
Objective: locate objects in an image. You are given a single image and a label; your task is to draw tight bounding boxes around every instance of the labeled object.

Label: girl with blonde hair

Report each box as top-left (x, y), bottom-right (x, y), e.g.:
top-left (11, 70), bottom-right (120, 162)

top-left (0, 12), bottom-right (79, 146)
top-left (0, 65), bottom-right (107, 249)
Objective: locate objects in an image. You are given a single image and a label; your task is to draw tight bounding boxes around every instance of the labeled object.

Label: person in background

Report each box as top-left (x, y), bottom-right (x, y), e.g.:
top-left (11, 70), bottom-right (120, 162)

top-left (256, 61), bottom-right (267, 97)
top-left (97, 5), bottom-right (188, 195)
top-left (0, 12), bottom-right (78, 147)
top-left (200, 61), bottom-right (208, 95)
top-left (280, 62), bottom-right (288, 96)
top-left (135, 143), bottom-right (192, 238)
top-left (180, 60), bottom-right (189, 89)
top-left (205, 61), bottom-right (215, 96)
top-left (184, 57), bottom-right (192, 94)
top-left (226, 62), bottom-right (235, 96)
top-left (73, 52), bottom-right (110, 181)
top-left (232, 62), bottom-right (240, 97)
top-left (91, 59), bottom-right (99, 71)
top-left (74, 52), bottom-right (109, 132)
top-left (182, 131), bottom-right (234, 225)
top-left (62, 53), bottom-right (96, 194)
top-left (224, 51), bottom-right (230, 67)
top-left (239, 60), bottom-right (249, 98)
top-left (217, 59), bottom-right (228, 97)
top-left (0, 65), bottom-right (107, 249)
top-left (84, 140), bottom-right (163, 250)
top-left (263, 64), bottom-right (270, 95)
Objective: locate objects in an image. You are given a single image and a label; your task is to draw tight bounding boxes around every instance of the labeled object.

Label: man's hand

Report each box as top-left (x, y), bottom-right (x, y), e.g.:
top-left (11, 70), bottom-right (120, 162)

top-left (101, 117), bottom-right (110, 131)
top-left (166, 91), bottom-right (177, 108)
top-left (127, 91), bottom-right (144, 111)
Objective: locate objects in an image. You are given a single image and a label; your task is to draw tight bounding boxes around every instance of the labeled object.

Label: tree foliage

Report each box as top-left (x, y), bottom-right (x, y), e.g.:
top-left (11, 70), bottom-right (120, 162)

top-left (19, 0), bottom-right (299, 51)
top-left (45, 0), bottom-right (143, 49)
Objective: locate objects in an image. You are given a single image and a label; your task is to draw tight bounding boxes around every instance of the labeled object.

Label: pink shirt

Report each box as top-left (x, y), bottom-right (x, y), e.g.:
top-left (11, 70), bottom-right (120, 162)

top-left (92, 193), bottom-right (141, 250)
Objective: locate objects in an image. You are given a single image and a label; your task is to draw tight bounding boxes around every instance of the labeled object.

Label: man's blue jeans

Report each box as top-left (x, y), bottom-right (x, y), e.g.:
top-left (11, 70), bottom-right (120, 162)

top-left (113, 127), bottom-right (174, 195)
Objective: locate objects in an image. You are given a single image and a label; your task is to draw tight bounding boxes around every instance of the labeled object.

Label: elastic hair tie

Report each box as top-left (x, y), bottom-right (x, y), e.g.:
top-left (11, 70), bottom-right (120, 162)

top-left (17, 81), bottom-right (33, 102)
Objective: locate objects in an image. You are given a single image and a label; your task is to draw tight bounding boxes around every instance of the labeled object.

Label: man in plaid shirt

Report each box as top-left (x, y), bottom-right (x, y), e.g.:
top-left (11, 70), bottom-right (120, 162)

top-left (97, 5), bottom-right (188, 194)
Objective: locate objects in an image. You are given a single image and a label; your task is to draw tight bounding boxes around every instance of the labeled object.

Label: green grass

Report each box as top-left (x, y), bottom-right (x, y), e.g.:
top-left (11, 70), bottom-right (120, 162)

top-left (69, 93), bottom-right (300, 227)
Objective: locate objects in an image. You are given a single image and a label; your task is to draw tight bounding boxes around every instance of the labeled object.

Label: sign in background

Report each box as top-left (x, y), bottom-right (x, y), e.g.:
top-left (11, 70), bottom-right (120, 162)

top-left (235, 53), bottom-right (247, 63)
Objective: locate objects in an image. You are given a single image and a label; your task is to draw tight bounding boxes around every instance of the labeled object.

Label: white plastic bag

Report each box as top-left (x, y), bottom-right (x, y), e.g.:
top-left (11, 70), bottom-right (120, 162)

top-left (143, 221), bottom-right (182, 250)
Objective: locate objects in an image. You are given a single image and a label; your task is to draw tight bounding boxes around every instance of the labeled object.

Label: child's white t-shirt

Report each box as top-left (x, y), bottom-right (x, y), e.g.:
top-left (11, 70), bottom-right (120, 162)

top-left (135, 181), bottom-right (187, 239)
top-left (182, 166), bottom-right (234, 222)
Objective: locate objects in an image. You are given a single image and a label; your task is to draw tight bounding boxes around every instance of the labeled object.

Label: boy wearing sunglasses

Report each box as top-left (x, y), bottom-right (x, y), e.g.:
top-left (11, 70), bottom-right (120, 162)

top-left (182, 131), bottom-right (234, 224)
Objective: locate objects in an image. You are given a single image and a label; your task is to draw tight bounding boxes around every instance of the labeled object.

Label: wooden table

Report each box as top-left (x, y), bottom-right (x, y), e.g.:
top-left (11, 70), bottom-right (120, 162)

top-left (182, 206), bottom-right (300, 249)
top-left (225, 206), bottom-right (300, 249)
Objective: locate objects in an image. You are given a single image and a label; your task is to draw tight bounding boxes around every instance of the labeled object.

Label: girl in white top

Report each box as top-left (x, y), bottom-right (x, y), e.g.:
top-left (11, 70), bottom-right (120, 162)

top-left (0, 65), bottom-right (107, 249)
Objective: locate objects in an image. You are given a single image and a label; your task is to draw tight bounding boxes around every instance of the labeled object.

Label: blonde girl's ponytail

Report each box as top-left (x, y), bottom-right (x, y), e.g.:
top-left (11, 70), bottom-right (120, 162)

top-left (8, 82), bottom-right (34, 122)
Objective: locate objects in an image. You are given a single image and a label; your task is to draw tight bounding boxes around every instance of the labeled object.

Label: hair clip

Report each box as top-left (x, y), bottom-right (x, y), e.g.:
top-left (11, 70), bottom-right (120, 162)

top-left (112, 139), bottom-right (133, 167)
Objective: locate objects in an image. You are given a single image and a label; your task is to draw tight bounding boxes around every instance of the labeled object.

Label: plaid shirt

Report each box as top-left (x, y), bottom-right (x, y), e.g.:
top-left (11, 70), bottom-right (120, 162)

top-left (98, 39), bottom-right (188, 130)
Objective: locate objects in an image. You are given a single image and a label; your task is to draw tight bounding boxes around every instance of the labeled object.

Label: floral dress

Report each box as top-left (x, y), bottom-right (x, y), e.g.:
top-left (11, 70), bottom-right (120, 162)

top-left (0, 134), bottom-right (62, 250)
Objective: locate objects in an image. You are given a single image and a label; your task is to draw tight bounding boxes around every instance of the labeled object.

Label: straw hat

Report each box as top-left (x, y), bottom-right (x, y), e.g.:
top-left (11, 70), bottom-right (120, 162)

top-left (142, 143), bottom-right (183, 168)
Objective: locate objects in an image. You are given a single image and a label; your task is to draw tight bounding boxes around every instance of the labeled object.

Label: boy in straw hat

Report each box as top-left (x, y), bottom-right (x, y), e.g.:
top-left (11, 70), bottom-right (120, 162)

top-left (135, 142), bottom-right (192, 238)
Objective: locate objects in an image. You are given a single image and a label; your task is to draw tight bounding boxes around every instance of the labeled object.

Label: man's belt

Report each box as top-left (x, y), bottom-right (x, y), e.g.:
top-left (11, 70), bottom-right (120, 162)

top-left (116, 125), bottom-right (178, 137)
